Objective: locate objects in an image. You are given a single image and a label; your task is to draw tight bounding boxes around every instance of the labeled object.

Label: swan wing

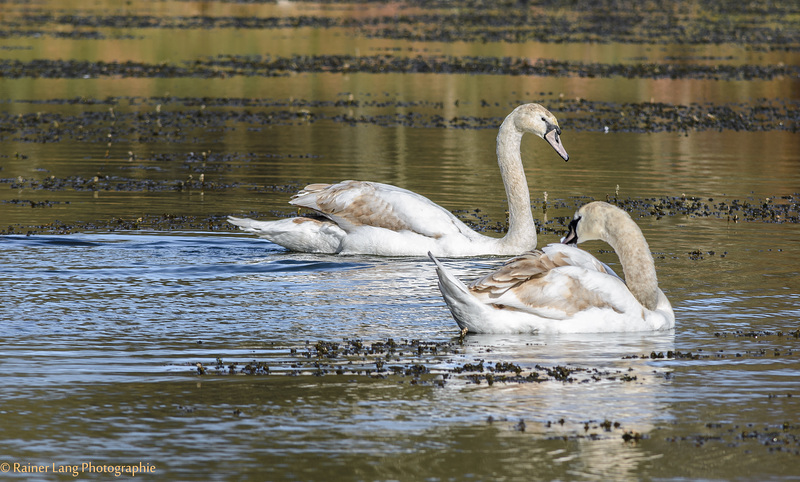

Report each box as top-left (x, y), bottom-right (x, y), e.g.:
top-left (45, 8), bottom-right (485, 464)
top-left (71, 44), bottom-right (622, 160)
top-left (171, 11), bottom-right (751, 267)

top-left (541, 243), bottom-right (621, 279)
top-left (289, 180), bottom-right (474, 239)
top-left (468, 245), bottom-right (632, 318)
top-left (468, 244), bottom-right (616, 293)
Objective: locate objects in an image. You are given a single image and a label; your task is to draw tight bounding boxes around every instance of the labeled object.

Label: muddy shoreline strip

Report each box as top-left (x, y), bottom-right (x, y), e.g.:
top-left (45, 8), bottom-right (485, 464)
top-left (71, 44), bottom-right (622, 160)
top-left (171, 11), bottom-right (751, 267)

top-left (2, 193), bottom-right (797, 237)
top-left (2, 56), bottom-right (796, 81)
top-left (2, 96), bottom-right (797, 135)
top-left (6, 3), bottom-right (798, 50)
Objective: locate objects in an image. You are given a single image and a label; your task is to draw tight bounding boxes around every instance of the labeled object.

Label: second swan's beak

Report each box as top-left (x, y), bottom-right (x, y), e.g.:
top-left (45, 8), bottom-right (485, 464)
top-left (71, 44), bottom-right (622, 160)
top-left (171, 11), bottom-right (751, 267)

top-left (560, 216), bottom-right (580, 245)
top-left (545, 126), bottom-right (569, 161)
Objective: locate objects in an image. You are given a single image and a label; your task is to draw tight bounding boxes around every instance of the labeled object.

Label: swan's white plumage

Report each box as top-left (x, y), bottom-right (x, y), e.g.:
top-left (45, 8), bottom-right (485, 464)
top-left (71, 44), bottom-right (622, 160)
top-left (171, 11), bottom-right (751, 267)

top-left (291, 181), bottom-right (478, 240)
top-left (430, 202), bottom-right (675, 334)
top-left (228, 103), bottom-right (569, 256)
top-left (227, 216), bottom-right (345, 254)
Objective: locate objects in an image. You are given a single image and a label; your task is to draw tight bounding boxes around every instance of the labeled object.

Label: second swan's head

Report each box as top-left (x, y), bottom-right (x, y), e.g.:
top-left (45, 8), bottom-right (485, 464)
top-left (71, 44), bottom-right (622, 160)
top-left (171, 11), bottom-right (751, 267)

top-left (561, 201), bottom-right (635, 246)
top-left (511, 103), bottom-right (569, 161)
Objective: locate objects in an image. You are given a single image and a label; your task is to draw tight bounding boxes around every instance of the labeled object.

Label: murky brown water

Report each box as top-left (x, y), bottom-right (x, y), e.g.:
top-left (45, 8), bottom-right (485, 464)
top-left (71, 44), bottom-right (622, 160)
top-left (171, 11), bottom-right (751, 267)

top-left (1, 1), bottom-right (799, 480)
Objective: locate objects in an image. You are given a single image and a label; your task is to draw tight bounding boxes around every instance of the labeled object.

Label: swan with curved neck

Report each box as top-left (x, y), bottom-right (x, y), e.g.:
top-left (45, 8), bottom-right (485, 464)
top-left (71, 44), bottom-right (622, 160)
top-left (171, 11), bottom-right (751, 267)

top-left (228, 103), bottom-right (568, 256)
top-left (430, 201), bottom-right (675, 333)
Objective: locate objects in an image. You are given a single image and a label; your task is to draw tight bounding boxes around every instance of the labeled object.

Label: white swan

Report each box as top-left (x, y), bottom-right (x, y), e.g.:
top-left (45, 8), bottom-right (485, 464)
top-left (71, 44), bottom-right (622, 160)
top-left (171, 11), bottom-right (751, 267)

top-left (429, 201), bottom-right (675, 333)
top-left (228, 103), bottom-right (569, 256)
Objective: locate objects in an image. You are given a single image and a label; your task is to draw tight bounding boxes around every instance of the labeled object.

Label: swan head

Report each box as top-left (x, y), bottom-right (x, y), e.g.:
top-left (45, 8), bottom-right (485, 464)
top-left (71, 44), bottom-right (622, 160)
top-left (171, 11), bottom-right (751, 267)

top-left (560, 201), bottom-right (624, 245)
top-left (511, 103), bottom-right (569, 161)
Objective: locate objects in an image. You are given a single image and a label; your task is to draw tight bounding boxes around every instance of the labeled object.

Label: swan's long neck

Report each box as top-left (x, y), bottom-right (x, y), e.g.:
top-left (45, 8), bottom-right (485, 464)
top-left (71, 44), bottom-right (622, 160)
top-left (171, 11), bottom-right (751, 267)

top-left (496, 117), bottom-right (536, 248)
top-left (603, 211), bottom-right (660, 311)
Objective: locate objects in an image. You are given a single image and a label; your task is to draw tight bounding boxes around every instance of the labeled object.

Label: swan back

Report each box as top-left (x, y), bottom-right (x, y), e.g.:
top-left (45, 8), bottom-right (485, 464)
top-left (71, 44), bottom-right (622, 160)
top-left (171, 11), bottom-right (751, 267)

top-left (290, 180), bottom-right (474, 239)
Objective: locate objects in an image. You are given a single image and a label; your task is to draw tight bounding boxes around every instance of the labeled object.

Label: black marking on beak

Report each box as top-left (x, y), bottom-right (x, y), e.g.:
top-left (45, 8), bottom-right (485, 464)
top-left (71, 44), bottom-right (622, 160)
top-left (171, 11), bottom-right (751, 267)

top-left (561, 216), bottom-right (581, 245)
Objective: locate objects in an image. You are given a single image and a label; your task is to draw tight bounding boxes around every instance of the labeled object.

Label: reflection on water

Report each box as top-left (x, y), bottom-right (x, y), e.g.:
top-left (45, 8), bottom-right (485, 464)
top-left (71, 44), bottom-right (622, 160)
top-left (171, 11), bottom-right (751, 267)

top-left (441, 331), bottom-right (676, 431)
top-left (1, 0), bottom-right (799, 479)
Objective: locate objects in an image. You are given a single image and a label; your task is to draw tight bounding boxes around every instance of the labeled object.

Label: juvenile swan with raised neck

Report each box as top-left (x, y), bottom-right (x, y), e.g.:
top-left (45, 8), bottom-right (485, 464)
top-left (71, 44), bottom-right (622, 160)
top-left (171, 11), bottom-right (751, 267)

top-left (430, 201), bottom-right (675, 333)
top-left (228, 103), bottom-right (568, 256)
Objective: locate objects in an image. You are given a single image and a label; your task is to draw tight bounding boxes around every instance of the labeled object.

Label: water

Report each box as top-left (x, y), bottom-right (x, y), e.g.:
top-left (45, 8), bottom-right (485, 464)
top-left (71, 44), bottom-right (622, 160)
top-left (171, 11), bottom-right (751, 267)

top-left (1, 227), bottom-right (798, 479)
top-left (1, 0), bottom-right (799, 480)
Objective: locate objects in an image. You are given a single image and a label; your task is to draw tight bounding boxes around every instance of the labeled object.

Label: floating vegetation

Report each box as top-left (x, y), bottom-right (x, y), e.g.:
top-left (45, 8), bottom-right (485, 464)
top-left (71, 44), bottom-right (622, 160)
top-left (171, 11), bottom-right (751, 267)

top-left (1, 192), bottom-right (797, 236)
top-left (622, 343), bottom-right (797, 362)
top-left (193, 338), bottom-right (456, 383)
top-left (715, 330), bottom-right (800, 339)
top-left (185, 338), bottom-right (665, 388)
top-left (180, 335), bottom-right (799, 452)
top-left (2, 55), bottom-right (797, 82)
top-left (1, 96), bottom-right (796, 146)
top-left (610, 194), bottom-right (800, 224)
top-left (2, 199), bottom-right (68, 208)
top-left (0, 214), bottom-right (235, 236)
top-left (666, 423), bottom-right (800, 455)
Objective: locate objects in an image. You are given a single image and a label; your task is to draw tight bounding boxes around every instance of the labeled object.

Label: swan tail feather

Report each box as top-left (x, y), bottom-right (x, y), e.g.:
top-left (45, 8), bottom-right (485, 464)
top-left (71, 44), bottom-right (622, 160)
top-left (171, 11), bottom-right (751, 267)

top-left (428, 252), bottom-right (486, 333)
top-left (227, 216), bottom-right (267, 232)
top-left (227, 216), bottom-right (343, 253)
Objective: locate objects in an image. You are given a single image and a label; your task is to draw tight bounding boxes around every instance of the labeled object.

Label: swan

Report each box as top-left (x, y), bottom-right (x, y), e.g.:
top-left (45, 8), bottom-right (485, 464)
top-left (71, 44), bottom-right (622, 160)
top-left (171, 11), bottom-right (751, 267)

top-left (228, 103), bottom-right (569, 256)
top-left (429, 201), bottom-right (675, 333)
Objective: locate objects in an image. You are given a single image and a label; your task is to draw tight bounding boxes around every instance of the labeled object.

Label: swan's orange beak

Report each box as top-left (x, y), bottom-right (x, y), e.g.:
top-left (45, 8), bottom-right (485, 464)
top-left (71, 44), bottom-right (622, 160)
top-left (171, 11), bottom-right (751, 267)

top-left (545, 128), bottom-right (569, 161)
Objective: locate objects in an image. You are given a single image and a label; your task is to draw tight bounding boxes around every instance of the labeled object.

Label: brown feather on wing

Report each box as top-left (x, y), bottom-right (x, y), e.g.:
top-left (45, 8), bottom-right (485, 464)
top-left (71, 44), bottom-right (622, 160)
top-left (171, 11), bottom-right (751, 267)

top-left (291, 181), bottom-right (415, 232)
top-left (471, 250), bottom-right (625, 316)
top-left (290, 181), bottom-right (462, 237)
top-left (469, 250), bottom-right (573, 295)
top-left (294, 183), bottom-right (333, 196)
top-left (511, 274), bottom-right (624, 316)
